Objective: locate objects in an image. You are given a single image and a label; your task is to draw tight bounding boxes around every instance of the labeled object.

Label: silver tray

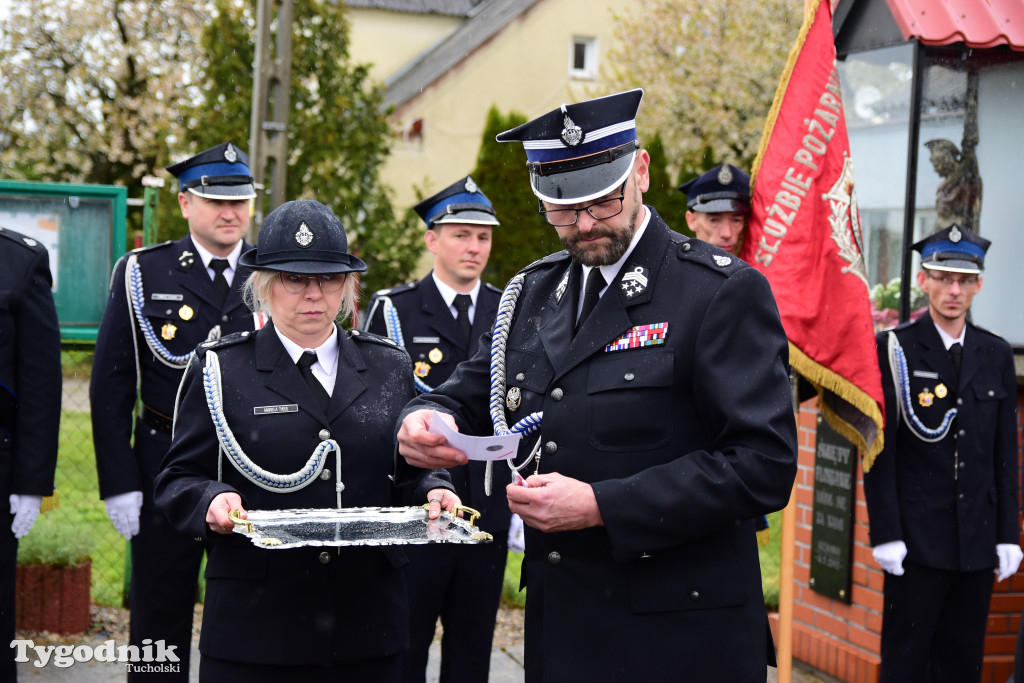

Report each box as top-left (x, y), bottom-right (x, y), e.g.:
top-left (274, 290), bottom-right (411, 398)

top-left (229, 506), bottom-right (492, 549)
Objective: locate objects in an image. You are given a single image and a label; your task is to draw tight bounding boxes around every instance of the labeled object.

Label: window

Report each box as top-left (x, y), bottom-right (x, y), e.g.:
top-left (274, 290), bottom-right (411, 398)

top-left (570, 37), bottom-right (597, 80)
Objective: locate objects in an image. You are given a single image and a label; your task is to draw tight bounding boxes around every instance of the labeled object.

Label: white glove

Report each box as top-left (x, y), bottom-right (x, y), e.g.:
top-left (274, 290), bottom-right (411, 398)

top-left (104, 491), bottom-right (143, 540)
top-left (872, 540), bottom-right (907, 576)
top-left (996, 544), bottom-right (1023, 582)
top-left (9, 495), bottom-right (42, 539)
top-left (507, 513), bottom-right (525, 553)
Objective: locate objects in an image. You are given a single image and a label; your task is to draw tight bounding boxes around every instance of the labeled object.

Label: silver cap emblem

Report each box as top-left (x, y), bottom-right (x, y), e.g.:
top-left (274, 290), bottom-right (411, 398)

top-left (560, 105), bottom-right (584, 149)
top-left (717, 165), bottom-right (733, 185)
top-left (465, 177), bottom-right (479, 193)
top-left (713, 255), bottom-right (732, 267)
top-left (224, 143), bottom-right (238, 163)
top-left (295, 222), bottom-right (314, 248)
top-left (949, 225), bottom-right (962, 243)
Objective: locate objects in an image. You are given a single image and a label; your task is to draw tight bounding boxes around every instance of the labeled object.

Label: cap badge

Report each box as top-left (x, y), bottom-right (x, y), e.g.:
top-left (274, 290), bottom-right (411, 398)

top-left (713, 255), bottom-right (733, 267)
top-left (506, 386), bottom-right (522, 412)
top-left (949, 225), bottom-right (962, 243)
top-left (620, 266), bottom-right (649, 299)
top-left (717, 165), bottom-right (733, 185)
top-left (464, 177), bottom-right (479, 194)
top-left (560, 105), bottom-right (584, 149)
top-left (179, 251), bottom-right (195, 269)
top-left (224, 143), bottom-right (238, 163)
top-left (294, 222), bottom-right (314, 248)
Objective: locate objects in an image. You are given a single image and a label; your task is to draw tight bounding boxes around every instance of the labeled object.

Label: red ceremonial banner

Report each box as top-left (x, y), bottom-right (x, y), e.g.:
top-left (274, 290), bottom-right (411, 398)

top-left (739, 0), bottom-right (885, 468)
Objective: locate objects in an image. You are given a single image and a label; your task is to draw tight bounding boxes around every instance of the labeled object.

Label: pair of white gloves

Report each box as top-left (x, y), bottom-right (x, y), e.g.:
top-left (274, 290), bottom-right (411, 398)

top-left (873, 540), bottom-right (1024, 582)
top-left (104, 491), bottom-right (143, 540)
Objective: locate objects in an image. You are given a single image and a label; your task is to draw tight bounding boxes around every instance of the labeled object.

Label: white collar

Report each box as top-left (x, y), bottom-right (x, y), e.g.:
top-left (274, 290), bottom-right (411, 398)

top-left (275, 325), bottom-right (340, 376)
top-left (581, 205), bottom-right (651, 292)
top-left (191, 238), bottom-right (243, 271)
top-left (432, 272), bottom-right (482, 309)
top-left (932, 318), bottom-right (966, 350)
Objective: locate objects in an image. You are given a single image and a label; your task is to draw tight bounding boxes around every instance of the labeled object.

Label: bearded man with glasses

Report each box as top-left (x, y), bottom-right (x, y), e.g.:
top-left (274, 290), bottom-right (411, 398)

top-left (395, 89), bottom-right (798, 682)
top-left (864, 224), bottom-right (1021, 683)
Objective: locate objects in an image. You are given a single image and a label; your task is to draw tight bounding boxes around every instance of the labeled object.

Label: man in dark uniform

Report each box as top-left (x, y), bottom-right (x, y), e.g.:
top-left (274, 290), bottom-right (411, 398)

top-left (396, 89), bottom-right (798, 682)
top-left (678, 163), bottom-right (750, 256)
top-left (864, 225), bottom-right (1020, 683)
top-left (362, 176), bottom-right (511, 683)
top-left (0, 226), bottom-right (61, 683)
top-left (90, 142), bottom-right (257, 681)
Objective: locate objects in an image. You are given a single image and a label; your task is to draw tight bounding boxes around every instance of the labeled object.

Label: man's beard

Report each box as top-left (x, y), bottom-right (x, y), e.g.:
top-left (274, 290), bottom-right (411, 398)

top-left (560, 201), bottom-right (639, 267)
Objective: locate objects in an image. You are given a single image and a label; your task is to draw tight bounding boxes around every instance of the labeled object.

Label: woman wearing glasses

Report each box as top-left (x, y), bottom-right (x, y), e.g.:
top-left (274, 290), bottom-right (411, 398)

top-left (154, 199), bottom-right (458, 683)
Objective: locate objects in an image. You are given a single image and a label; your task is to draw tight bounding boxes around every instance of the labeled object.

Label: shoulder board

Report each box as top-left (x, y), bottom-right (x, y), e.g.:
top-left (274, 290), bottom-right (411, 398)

top-left (130, 240), bottom-right (175, 255)
top-left (349, 328), bottom-right (402, 349)
top-left (516, 250), bottom-right (570, 277)
top-left (0, 226), bottom-right (46, 252)
top-left (373, 281), bottom-right (417, 298)
top-left (675, 238), bottom-right (747, 277)
top-left (195, 330), bottom-right (255, 355)
top-left (484, 282), bottom-right (502, 294)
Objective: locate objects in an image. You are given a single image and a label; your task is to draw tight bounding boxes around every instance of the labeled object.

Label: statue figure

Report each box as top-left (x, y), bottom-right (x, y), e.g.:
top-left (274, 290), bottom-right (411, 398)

top-left (925, 138), bottom-right (982, 233)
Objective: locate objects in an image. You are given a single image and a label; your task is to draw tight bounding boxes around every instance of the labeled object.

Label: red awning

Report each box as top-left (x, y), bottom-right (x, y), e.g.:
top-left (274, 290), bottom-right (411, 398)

top-left (885, 0), bottom-right (1024, 50)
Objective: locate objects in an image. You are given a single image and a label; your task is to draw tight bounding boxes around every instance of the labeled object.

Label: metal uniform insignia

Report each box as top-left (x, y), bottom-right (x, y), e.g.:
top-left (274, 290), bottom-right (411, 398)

top-left (161, 323), bottom-right (177, 340)
top-left (620, 266), bottom-right (648, 299)
top-left (414, 362), bottom-right (431, 378)
top-left (717, 165), bottom-right (733, 185)
top-left (554, 268), bottom-right (570, 303)
top-left (465, 177), bottom-right (479, 193)
top-left (428, 348), bottom-right (443, 364)
top-left (934, 383), bottom-right (948, 399)
top-left (559, 105), bottom-right (584, 148)
top-left (506, 386), bottom-right (522, 411)
top-left (294, 221), bottom-right (315, 248)
top-left (22, 237), bottom-right (38, 247)
top-left (918, 388), bottom-right (934, 407)
top-left (152, 293), bottom-right (184, 302)
top-left (178, 305), bottom-right (194, 321)
top-left (949, 225), bottom-right (962, 243)
top-left (224, 143), bottom-right (238, 163)
top-left (179, 251), bottom-right (195, 268)
top-left (412, 336), bottom-right (440, 344)
top-left (605, 323), bottom-right (669, 353)
top-left (713, 255), bottom-right (732, 267)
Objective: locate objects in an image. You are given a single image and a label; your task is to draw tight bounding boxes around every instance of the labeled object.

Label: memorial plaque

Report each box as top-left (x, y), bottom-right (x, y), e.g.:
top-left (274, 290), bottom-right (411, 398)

top-left (809, 415), bottom-right (857, 603)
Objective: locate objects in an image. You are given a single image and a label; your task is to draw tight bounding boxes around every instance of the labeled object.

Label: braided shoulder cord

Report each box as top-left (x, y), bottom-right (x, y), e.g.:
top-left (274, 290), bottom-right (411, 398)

top-left (380, 296), bottom-right (433, 393)
top-left (203, 350), bottom-right (344, 506)
top-left (887, 331), bottom-right (957, 442)
top-left (126, 255), bottom-right (192, 369)
top-left (489, 274), bottom-right (542, 439)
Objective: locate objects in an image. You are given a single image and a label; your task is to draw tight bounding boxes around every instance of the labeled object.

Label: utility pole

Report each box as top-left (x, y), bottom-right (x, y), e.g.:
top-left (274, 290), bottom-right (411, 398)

top-left (248, 0), bottom-right (294, 242)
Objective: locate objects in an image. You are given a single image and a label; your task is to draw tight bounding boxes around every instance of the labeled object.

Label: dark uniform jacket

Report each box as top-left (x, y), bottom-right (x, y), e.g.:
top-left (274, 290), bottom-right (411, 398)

top-left (864, 312), bottom-right (1018, 571)
top-left (90, 234), bottom-right (255, 502)
top-left (0, 227), bottom-right (60, 498)
top-left (401, 209), bottom-right (798, 682)
top-left (153, 322), bottom-right (452, 665)
top-left (362, 273), bottom-right (510, 534)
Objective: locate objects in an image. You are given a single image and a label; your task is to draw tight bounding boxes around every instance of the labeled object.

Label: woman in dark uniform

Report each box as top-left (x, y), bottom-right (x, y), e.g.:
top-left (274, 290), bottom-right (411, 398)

top-left (154, 199), bottom-right (458, 683)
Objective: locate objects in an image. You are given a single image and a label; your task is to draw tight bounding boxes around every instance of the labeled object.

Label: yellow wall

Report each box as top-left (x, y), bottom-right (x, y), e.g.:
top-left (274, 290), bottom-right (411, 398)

top-left (349, 0), bottom-right (627, 210)
top-left (347, 7), bottom-right (464, 85)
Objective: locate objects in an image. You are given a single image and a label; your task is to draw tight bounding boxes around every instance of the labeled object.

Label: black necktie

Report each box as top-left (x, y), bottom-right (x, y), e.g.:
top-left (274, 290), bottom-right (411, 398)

top-left (210, 259), bottom-right (230, 303)
top-left (576, 270), bottom-right (606, 335)
top-left (297, 352), bottom-right (330, 408)
top-left (949, 342), bottom-right (962, 381)
top-left (453, 294), bottom-right (473, 342)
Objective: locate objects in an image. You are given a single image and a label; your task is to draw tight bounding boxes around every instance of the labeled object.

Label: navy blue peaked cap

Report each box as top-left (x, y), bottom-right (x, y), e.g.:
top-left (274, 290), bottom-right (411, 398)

top-left (240, 200), bottom-right (367, 274)
top-left (678, 164), bottom-right (751, 213)
top-left (166, 142), bottom-right (256, 200)
top-left (912, 224), bottom-right (990, 274)
top-left (496, 89), bottom-right (644, 205)
top-left (413, 176), bottom-right (499, 228)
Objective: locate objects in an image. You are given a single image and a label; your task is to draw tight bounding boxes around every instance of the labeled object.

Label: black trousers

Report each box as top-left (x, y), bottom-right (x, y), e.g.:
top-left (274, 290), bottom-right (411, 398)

top-left (879, 562), bottom-right (993, 683)
top-left (128, 506), bottom-right (205, 682)
top-left (401, 539), bottom-right (508, 683)
top-left (201, 651), bottom-right (401, 683)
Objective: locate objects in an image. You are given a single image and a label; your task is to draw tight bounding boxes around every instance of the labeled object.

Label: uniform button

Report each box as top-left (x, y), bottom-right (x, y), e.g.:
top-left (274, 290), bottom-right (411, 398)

top-left (544, 441), bottom-right (557, 455)
top-left (319, 552), bottom-right (331, 564)
top-left (958, 429), bottom-right (966, 437)
top-left (958, 461), bottom-right (965, 469)
top-left (624, 372), bottom-right (635, 381)
top-left (681, 243), bottom-right (692, 252)
top-left (321, 469), bottom-right (331, 480)
top-left (988, 390), bottom-right (995, 397)
top-left (958, 493), bottom-right (965, 501)
top-left (957, 398), bottom-right (964, 406)
top-left (165, 309), bottom-right (173, 315)
top-left (319, 429), bottom-right (331, 441)
top-left (516, 373), bottom-right (526, 382)
top-left (547, 552), bottom-right (561, 565)
top-left (550, 388), bottom-right (563, 401)
top-left (690, 590), bottom-right (700, 601)
top-left (221, 315), bottom-right (230, 323)
top-left (150, 429), bottom-right (157, 436)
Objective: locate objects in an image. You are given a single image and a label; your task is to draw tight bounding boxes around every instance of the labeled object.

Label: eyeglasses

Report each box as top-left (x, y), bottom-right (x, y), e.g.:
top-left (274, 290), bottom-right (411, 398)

top-left (278, 272), bottom-right (346, 294)
top-left (538, 181), bottom-right (628, 227)
top-left (927, 273), bottom-right (978, 287)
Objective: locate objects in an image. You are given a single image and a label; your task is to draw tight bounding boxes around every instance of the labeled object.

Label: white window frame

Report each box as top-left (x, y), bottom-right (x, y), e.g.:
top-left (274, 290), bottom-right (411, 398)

top-left (570, 36), bottom-right (598, 80)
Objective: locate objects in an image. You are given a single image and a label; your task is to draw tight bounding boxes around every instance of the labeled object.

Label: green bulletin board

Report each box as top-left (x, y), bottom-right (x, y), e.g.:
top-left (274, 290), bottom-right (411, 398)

top-left (0, 180), bottom-right (127, 341)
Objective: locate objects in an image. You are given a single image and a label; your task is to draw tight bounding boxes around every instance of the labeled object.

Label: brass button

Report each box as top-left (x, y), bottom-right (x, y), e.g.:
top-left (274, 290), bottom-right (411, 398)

top-left (550, 388), bottom-right (564, 401)
top-left (319, 429), bottom-right (331, 441)
top-left (319, 552), bottom-right (331, 564)
top-left (547, 552), bottom-right (561, 565)
top-left (544, 441), bottom-right (557, 455)
top-left (321, 469), bottom-right (331, 480)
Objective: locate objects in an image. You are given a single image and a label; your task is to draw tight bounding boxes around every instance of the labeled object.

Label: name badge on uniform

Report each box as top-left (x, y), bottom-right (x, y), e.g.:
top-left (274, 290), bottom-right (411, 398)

top-left (913, 370), bottom-right (939, 379)
top-left (151, 293), bottom-right (184, 301)
top-left (605, 323), bottom-right (669, 353)
top-left (254, 405), bottom-right (299, 415)
top-left (412, 336), bottom-right (440, 344)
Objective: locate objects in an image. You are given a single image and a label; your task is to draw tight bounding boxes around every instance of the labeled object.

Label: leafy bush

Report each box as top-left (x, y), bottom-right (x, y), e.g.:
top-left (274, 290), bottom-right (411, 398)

top-left (17, 514), bottom-right (93, 566)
